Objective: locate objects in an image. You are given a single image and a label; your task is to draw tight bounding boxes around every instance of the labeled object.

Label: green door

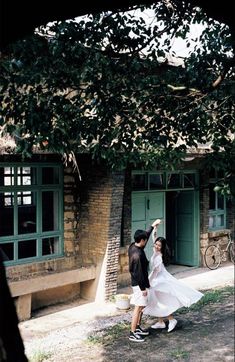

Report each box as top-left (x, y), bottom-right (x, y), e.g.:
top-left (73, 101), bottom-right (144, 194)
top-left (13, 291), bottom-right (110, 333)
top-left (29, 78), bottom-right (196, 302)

top-left (174, 191), bottom-right (199, 266)
top-left (132, 192), bottom-right (165, 261)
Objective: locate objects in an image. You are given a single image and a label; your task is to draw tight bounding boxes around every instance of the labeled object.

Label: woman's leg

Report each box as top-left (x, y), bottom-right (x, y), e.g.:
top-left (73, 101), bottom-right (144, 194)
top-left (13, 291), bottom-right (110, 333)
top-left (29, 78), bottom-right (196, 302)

top-left (151, 317), bottom-right (166, 329)
top-left (167, 314), bottom-right (177, 332)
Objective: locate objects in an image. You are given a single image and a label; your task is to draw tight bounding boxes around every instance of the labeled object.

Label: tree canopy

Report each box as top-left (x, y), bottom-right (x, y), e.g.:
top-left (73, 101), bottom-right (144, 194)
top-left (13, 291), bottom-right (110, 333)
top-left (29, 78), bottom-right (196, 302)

top-left (1, 0), bottom-right (234, 50)
top-left (0, 3), bottom-right (235, 193)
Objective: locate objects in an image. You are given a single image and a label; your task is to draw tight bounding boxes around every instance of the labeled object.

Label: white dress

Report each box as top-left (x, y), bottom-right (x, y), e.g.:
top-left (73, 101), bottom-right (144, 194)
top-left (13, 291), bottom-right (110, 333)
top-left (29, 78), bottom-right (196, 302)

top-left (143, 251), bottom-right (204, 317)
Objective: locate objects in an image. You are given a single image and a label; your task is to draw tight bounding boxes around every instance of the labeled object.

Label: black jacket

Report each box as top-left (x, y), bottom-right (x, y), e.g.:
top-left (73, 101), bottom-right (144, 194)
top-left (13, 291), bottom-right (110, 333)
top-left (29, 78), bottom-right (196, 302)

top-left (128, 226), bottom-right (153, 291)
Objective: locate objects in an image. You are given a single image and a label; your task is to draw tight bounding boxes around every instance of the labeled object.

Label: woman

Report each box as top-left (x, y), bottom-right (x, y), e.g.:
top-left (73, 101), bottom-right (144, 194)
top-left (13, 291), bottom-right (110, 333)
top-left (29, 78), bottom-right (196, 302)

top-left (143, 227), bottom-right (204, 332)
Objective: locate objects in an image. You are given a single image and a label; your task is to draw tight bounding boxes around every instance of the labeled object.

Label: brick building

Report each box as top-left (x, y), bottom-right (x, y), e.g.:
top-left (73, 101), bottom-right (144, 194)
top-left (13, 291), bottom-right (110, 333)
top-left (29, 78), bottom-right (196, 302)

top-left (0, 152), bottom-right (234, 320)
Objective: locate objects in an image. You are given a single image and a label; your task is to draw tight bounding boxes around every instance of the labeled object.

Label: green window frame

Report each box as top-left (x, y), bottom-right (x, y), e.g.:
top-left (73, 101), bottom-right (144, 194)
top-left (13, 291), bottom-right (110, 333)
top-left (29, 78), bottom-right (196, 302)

top-left (208, 170), bottom-right (226, 230)
top-left (0, 163), bottom-right (64, 265)
top-left (131, 170), bottom-right (198, 191)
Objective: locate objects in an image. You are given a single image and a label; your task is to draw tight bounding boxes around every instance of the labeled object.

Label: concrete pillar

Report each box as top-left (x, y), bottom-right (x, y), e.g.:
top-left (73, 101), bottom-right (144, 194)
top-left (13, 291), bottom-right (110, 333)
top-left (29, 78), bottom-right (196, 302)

top-left (16, 294), bottom-right (32, 321)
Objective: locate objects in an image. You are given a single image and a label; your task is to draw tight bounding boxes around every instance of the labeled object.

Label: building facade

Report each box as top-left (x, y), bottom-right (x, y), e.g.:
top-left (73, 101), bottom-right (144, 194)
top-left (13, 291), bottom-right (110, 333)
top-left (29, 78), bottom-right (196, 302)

top-left (0, 154), bottom-right (234, 320)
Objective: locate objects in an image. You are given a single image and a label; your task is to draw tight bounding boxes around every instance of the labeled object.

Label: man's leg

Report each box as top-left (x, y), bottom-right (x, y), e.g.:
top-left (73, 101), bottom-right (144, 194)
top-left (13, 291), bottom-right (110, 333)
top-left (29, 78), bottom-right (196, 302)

top-left (131, 305), bottom-right (142, 332)
top-left (135, 307), bottom-right (149, 335)
top-left (137, 309), bottom-right (144, 326)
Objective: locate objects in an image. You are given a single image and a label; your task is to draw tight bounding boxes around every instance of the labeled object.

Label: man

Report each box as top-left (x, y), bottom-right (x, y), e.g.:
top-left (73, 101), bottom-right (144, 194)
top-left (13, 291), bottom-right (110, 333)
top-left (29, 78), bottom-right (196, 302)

top-left (128, 218), bottom-right (161, 342)
top-left (0, 248), bottom-right (28, 361)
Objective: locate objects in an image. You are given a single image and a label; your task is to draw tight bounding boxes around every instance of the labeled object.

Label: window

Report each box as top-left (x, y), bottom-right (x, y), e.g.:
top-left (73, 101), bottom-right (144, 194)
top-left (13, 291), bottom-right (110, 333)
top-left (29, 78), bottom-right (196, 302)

top-left (149, 173), bottom-right (164, 189)
top-left (209, 170), bottom-right (226, 230)
top-left (131, 173), bottom-right (147, 191)
top-left (0, 164), bottom-right (63, 264)
top-left (167, 173), bottom-right (181, 188)
top-left (132, 171), bottom-right (198, 191)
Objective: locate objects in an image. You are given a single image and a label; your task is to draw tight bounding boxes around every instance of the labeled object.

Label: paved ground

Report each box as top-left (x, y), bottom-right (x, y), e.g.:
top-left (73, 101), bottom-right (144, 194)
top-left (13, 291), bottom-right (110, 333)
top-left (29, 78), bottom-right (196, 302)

top-left (19, 262), bottom-right (234, 361)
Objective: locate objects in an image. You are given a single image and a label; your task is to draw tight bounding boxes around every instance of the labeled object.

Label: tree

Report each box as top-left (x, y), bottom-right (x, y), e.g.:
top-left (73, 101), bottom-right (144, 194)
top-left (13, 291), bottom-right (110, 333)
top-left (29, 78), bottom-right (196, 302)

top-left (0, 3), bottom-right (235, 194)
top-left (1, 1), bottom-right (234, 50)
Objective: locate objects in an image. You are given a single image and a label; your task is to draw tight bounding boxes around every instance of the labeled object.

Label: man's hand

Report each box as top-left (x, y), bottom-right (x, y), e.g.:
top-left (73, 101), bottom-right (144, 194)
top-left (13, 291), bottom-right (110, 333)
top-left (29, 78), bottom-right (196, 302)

top-left (142, 290), bottom-right (148, 297)
top-left (151, 219), bottom-right (162, 227)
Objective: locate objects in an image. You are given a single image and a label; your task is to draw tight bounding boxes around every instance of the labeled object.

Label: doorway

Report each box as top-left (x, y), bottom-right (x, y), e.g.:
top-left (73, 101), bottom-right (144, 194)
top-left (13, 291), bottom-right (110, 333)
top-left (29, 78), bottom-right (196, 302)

top-left (165, 191), bottom-right (199, 266)
top-left (131, 190), bottom-right (199, 267)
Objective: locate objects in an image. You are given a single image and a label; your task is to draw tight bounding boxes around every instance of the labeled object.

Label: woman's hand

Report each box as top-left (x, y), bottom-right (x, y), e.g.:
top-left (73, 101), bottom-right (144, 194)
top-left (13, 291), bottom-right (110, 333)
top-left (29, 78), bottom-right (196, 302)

top-left (152, 219), bottom-right (162, 227)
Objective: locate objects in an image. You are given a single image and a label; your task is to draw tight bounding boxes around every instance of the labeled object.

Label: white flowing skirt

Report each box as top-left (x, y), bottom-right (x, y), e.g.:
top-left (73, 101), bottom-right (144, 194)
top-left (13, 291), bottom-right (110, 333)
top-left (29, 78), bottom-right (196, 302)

top-left (143, 270), bottom-right (203, 317)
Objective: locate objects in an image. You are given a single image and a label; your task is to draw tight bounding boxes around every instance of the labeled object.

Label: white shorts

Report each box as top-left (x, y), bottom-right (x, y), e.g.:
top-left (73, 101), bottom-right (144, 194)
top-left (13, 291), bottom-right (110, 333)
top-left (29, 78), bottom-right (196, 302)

top-left (130, 286), bottom-right (148, 307)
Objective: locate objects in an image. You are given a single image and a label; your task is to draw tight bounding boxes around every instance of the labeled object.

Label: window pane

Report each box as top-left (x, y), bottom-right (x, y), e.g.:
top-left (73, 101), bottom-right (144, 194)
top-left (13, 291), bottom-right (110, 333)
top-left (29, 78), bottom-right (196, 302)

top-left (42, 167), bottom-right (59, 184)
top-left (209, 184), bottom-right (216, 210)
top-left (131, 174), bottom-right (147, 191)
top-left (17, 191), bottom-right (32, 206)
top-left (183, 174), bottom-right (195, 188)
top-left (0, 167), bottom-right (14, 186)
top-left (18, 192), bottom-right (36, 234)
top-left (217, 194), bottom-right (224, 210)
top-left (17, 167), bottom-right (37, 186)
top-left (209, 215), bottom-right (216, 229)
top-left (167, 174), bottom-right (181, 188)
top-left (18, 239), bottom-right (37, 259)
top-left (42, 191), bottom-right (59, 231)
top-left (0, 243), bottom-right (14, 261)
top-left (217, 214), bottom-right (224, 227)
top-left (42, 237), bottom-right (59, 255)
top-left (4, 192), bottom-right (14, 206)
top-left (149, 174), bottom-right (164, 189)
top-left (0, 192), bottom-right (14, 236)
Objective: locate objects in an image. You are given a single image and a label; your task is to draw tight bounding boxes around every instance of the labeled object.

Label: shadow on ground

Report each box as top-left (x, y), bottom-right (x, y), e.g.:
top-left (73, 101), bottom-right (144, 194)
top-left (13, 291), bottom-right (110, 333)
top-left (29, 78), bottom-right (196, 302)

top-left (35, 287), bottom-right (235, 362)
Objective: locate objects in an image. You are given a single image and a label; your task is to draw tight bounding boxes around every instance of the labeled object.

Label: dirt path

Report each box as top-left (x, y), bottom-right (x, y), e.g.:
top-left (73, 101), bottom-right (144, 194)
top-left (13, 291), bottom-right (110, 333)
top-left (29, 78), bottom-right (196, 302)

top-left (25, 288), bottom-right (234, 362)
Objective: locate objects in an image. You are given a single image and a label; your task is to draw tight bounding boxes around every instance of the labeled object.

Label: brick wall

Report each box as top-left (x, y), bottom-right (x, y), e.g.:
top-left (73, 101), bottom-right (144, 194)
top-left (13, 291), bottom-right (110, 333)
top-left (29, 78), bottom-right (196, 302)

top-left (77, 157), bottom-right (125, 300)
top-left (199, 168), bottom-right (235, 266)
top-left (199, 168), bottom-right (210, 264)
top-left (63, 166), bottom-right (81, 259)
top-left (117, 170), bottom-right (131, 287)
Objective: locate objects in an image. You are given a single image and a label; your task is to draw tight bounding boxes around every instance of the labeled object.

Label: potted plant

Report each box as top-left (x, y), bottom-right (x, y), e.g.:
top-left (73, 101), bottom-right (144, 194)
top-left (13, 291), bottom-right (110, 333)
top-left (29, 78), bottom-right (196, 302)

top-left (115, 294), bottom-right (131, 310)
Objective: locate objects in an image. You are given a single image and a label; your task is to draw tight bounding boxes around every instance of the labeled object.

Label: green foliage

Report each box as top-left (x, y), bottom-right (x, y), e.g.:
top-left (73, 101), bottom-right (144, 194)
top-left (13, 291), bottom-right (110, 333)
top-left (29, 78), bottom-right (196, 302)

top-left (29, 349), bottom-right (52, 362)
top-left (87, 321), bottom-right (129, 345)
top-left (178, 286), bottom-right (234, 314)
top-left (170, 349), bottom-right (190, 360)
top-left (0, 3), bottom-right (234, 192)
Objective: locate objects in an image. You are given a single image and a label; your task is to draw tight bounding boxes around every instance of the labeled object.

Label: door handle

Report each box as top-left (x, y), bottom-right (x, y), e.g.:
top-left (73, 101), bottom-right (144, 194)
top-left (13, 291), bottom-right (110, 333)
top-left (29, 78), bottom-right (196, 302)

top-left (147, 199), bottom-right (150, 209)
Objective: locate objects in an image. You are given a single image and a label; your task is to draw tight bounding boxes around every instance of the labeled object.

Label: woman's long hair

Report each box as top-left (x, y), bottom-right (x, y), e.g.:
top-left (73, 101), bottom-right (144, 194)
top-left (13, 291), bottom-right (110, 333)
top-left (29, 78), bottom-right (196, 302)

top-left (155, 236), bottom-right (171, 266)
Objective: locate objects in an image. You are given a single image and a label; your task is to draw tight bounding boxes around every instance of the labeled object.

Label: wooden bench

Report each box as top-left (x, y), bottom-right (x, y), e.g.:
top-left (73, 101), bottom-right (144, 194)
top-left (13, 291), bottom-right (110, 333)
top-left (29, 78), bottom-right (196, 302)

top-left (9, 265), bottom-right (96, 320)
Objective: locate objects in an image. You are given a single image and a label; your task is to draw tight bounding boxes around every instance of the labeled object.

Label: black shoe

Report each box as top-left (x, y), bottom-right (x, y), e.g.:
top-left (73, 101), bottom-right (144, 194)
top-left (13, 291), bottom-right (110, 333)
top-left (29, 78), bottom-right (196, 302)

top-left (129, 331), bottom-right (145, 342)
top-left (135, 325), bottom-right (150, 336)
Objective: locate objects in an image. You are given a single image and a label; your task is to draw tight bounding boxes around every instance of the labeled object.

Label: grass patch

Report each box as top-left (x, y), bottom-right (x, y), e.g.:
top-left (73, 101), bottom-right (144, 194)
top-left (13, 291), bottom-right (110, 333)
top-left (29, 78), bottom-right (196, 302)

top-left (29, 350), bottom-right (52, 362)
top-left (87, 286), bottom-right (234, 346)
top-left (178, 285), bottom-right (234, 314)
top-left (87, 322), bottom-right (129, 345)
top-left (170, 349), bottom-right (189, 359)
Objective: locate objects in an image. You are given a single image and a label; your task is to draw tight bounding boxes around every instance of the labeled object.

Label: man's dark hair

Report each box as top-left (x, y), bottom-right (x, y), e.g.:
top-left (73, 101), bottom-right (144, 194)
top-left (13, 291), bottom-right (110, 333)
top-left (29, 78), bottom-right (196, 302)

top-left (134, 229), bottom-right (148, 243)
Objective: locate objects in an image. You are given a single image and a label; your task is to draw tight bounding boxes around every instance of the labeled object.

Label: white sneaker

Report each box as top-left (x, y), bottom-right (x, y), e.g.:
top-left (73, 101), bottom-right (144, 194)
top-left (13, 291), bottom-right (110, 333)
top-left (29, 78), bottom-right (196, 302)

top-left (168, 319), bottom-right (177, 332)
top-left (151, 321), bottom-right (166, 329)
